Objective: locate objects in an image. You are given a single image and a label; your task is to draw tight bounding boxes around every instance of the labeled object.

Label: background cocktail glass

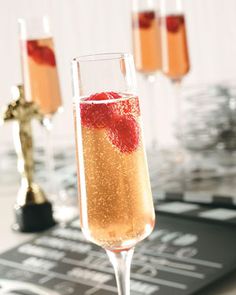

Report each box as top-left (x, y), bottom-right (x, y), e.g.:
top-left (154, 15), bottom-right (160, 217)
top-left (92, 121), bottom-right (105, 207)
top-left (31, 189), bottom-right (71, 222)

top-left (19, 16), bottom-right (63, 203)
top-left (19, 16), bottom-right (62, 120)
top-left (72, 53), bottom-right (155, 295)
top-left (160, 0), bottom-right (190, 84)
top-left (132, 0), bottom-right (162, 150)
top-left (132, 0), bottom-right (162, 77)
top-left (159, 0), bottom-right (190, 178)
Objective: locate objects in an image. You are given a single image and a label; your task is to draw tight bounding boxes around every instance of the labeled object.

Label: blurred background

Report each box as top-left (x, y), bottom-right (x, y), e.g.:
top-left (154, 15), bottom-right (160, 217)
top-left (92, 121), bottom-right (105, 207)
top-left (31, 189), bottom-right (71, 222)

top-left (1, 0), bottom-right (236, 147)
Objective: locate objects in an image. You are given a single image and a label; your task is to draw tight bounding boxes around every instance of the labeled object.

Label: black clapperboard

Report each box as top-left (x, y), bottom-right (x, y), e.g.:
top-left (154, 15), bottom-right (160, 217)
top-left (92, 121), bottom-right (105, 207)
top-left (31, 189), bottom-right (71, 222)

top-left (1, 204), bottom-right (236, 295)
top-left (153, 189), bottom-right (236, 209)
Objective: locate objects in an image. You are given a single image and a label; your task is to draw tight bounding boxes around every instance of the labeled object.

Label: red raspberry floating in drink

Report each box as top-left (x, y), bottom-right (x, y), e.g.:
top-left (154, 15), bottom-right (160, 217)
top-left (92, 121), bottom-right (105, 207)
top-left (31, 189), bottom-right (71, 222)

top-left (107, 115), bottom-right (140, 153)
top-left (32, 48), bottom-right (45, 65)
top-left (166, 14), bottom-right (184, 33)
top-left (108, 92), bottom-right (122, 99)
top-left (81, 104), bottom-right (113, 129)
top-left (80, 92), bottom-right (141, 153)
top-left (80, 92), bottom-right (114, 128)
top-left (26, 40), bottom-right (56, 67)
top-left (27, 40), bottom-right (38, 56)
top-left (121, 97), bottom-right (140, 117)
top-left (137, 11), bottom-right (155, 29)
top-left (107, 92), bottom-right (140, 117)
top-left (41, 46), bottom-right (56, 66)
top-left (88, 92), bottom-right (114, 101)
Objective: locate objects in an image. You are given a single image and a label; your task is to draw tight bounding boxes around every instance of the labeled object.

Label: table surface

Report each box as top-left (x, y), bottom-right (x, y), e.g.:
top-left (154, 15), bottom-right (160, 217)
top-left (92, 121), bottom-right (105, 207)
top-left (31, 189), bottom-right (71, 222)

top-left (1, 187), bottom-right (236, 295)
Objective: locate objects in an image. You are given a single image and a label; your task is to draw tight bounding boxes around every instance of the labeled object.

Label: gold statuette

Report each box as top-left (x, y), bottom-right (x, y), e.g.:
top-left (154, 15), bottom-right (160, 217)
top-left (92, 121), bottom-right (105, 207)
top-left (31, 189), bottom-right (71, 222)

top-left (1, 85), bottom-right (55, 232)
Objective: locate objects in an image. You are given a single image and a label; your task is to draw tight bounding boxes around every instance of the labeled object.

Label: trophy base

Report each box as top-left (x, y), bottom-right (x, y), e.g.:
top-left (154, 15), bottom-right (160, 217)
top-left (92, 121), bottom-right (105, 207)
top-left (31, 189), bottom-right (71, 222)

top-left (13, 202), bottom-right (56, 233)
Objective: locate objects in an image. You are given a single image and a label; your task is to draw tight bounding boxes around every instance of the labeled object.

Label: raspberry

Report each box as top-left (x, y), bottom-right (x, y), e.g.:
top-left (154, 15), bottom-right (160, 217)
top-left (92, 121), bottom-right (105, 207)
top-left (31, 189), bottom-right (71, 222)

top-left (80, 92), bottom-right (115, 128)
top-left (26, 39), bottom-right (56, 67)
top-left (80, 104), bottom-right (113, 129)
top-left (106, 92), bottom-right (140, 117)
top-left (121, 96), bottom-right (140, 117)
top-left (32, 48), bottom-right (44, 64)
top-left (80, 92), bottom-right (141, 153)
top-left (41, 46), bottom-right (56, 66)
top-left (166, 15), bottom-right (184, 33)
top-left (109, 93), bottom-right (140, 118)
top-left (108, 92), bottom-right (122, 99)
top-left (27, 40), bottom-right (38, 56)
top-left (88, 92), bottom-right (114, 101)
top-left (107, 115), bottom-right (140, 153)
top-left (138, 11), bottom-right (155, 29)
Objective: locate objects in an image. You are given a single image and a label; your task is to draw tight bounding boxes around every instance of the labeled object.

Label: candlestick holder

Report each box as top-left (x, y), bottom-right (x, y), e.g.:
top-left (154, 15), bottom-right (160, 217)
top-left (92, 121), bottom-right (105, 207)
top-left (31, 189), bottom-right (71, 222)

top-left (0, 85), bottom-right (56, 232)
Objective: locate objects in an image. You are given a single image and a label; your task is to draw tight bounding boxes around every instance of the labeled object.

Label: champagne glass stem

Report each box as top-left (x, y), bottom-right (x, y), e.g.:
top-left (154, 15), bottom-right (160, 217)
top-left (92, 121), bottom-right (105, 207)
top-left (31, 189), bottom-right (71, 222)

top-left (106, 248), bottom-right (134, 295)
top-left (144, 75), bottom-right (158, 152)
top-left (46, 130), bottom-right (55, 195)
top-left (173, 80), bottom-right (182, 128)
top-left (172, 80), bottom-right (186, 183)
top-left (43, 117), bottom-right (56, 198)
top-left (170, 80), bottom-right (182, 148)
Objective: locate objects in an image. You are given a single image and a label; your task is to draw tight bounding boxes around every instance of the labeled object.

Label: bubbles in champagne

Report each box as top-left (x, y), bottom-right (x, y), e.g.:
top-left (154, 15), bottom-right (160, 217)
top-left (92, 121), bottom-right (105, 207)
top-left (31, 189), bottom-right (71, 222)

top-left (75, 94), bottom-right (155, 250)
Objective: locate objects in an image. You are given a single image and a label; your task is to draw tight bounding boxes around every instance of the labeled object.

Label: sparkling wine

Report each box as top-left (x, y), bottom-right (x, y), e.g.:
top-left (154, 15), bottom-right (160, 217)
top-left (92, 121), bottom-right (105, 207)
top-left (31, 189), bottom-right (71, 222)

top-left (74, 92), bottom-right (155, 251)
top-left (160, 14), bottom-right (190, 81)
top-left (21, 37), bottom-right (62, 115)
top-left (132, 10), bottom-right (162, 74)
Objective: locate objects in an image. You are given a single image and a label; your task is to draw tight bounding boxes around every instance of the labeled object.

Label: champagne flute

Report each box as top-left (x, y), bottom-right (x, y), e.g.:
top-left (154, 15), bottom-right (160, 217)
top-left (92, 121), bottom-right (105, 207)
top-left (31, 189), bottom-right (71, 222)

top-left (72, 53), bottom-right (155, 295)
top-left (19, 16), bottom-right (62, 118)
top-left (159, 0), bottom-right (190, 84)
top-left (159, 0), bottom-right (190, 178)
top-left (19, 16), bottom-right (63, 201)
top-left (132, 0), bottom-right (162, 150)
top-left (159, 0), bottom-right (190, 134)
top-left (132, 0), bottom-right (162, 77)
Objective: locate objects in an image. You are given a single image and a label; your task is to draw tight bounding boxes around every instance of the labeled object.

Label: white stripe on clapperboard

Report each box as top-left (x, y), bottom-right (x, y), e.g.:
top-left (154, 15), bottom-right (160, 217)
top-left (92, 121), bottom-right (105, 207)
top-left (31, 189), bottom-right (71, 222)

top-left (0, 257), bottom-right (187, 291)
top-left (64, 252), bottom-right (187, 290)
top-left (139, 251), bottom-right (222, 269)
top-left (0, 258), bottom-right (117, 293)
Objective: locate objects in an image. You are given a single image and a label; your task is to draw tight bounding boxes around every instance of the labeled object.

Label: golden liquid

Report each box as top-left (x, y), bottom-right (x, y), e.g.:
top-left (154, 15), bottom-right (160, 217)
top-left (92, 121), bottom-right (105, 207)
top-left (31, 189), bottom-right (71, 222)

top-left (160, 14), bottom-right (190, 81)
top-left (74, 96), bottom-right (155, 251)
top-left (21, 37), bottom-right (62, 115)
top-left (132, 11), bottom-right (162, 74)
